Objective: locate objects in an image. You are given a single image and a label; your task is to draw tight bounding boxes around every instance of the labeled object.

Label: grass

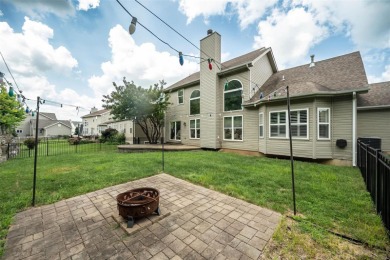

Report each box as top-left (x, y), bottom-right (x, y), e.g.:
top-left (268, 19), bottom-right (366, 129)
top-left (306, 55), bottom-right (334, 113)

top-left (0, 150), bottom-right (388, 258)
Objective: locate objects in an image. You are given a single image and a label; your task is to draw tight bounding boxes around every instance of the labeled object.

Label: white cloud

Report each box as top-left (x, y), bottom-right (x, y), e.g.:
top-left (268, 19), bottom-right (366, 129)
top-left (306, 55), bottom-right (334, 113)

top-left (0, 10), bottom-right (3, 16)
top-left (5, 0), bottom-right (75, 18)
top-left (178, 0), bottom-right (276, 28)
top-left (78, 0), bottom-right (100, 11)
top-left (368, 65), bottom-right (390, 84)
top-left (293, 0), bottom-right (390, 49)
top-left (0, 18), bottom-right (88, 121)
top-left (88, 25), bottom-right (199, 97)
top-left (253, 8), bottom-right (328, 68)
top-left (0, 17), bottom-right (78, 76)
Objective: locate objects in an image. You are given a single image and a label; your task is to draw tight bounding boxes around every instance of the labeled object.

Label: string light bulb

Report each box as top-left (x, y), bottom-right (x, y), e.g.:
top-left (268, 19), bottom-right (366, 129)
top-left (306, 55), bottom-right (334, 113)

top-left (32, 111), bottom-right (35, 117)
top-left (129, 17), bottom-right (137, 35)
top-left (25, 107), bottom-right (29, 113)
top-left (17, 94), bottom-right (22, 103)
top-left (8, 85), bottom-right (14, 97)
top-left (208, 59), bottom-right (212, 70)
top-left (179, 52), bottom-right (184, 66)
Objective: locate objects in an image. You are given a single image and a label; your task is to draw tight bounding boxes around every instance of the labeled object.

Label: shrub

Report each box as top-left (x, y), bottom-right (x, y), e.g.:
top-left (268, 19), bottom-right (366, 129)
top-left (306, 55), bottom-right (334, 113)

top-left (101, 128), bottom-right (118, 140)
top-left (23, 138), bottom-right (36, 150)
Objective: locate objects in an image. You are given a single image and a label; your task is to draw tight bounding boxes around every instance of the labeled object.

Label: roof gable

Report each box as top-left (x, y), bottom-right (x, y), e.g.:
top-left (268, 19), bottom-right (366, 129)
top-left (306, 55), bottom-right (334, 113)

top-left (81, 109), bottom-right (110, 118)
top-left (248, 52), bottom-right (369, 104)
top-left (164, 48), bottom-right (270, 92)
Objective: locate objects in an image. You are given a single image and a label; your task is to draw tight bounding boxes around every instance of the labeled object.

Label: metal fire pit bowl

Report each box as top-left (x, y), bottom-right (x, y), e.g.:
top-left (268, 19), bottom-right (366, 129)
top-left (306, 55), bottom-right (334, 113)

top-left (116, 187), bottom-right (160, 228)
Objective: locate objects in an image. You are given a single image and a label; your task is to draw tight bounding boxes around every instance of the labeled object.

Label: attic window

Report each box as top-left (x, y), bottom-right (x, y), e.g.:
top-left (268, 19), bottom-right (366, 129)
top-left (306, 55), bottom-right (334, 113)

top-left (224, 80), bottom-right (243, 111)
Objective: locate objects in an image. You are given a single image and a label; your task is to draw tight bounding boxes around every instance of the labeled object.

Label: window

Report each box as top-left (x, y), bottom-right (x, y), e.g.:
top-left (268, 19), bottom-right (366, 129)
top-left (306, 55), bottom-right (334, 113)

top-left (190, 90), bottom-right (200, 115)
top-left (190, 119), bottom-right (200, 139)
top-left (178, 89), bottom-right (184, 104)
top-left (269, 111), bottom-right (286, 138)
top-left (259, 113), bottom-right (264, 138)
top-left (16, 129), bottom-right (23, 134)
top-left (224, 80), bottom-right (243, 111)
top-left (290, 109), bottom-right (308, 139)
top-left (170, 121), bottom-right (181, 140)
top-left (130, 128), bottom-right (132, 134)
top-left (84, 120), bottom-right (88, 127)
top-left (318, 108), bottom-right (330, 139)
top-left (224, 116), bottom-right (243, 141)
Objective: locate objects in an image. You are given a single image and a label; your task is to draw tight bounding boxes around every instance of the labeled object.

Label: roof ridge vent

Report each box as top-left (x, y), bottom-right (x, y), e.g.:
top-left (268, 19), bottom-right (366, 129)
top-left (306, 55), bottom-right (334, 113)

top-left (309, 54), bottom-right (315, 67)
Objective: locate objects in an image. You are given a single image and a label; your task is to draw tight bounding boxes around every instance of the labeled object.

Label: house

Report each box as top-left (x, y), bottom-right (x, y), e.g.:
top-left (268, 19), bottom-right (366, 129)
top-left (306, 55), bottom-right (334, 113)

top-left (80, 108), bottom-right (111, 136)
top-left (357, 81), bottom-right (390, 151)
top-left (106, 119), bottom-right (147, 144)
top-left (15, 112), bottom-right (72, 137)
top-left (164, 30), bottom-right (390, 166)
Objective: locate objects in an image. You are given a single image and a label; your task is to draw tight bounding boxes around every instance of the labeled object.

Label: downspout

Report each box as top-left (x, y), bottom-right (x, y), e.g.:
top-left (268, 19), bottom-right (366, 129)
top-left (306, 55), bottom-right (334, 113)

top-left (352, 92), bottom-right (357, 166)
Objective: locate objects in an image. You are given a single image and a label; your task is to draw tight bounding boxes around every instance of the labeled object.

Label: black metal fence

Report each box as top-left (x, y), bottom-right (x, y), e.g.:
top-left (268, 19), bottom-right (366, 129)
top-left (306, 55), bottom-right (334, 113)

top-left (357, 139), bottom-right (390, 233)
top-left (5, 138), bottom-right (118, 159)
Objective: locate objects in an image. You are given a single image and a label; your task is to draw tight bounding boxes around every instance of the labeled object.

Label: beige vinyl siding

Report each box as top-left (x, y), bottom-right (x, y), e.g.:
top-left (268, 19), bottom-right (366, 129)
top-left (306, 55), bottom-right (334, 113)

top-left (314, 98), bottom-right (333, 159)
top-left (258, 106), bottom-right (266, 153)
top-left (331, 96), bottom-right (353, 160)
top-left (165, 84), bottom-right (200, 145)
top-left (200, 32), bottom-right (221, 149)
top-left (263, 99), bottom-right (314, 158)
top-left (45, 124), bottom-right (71, 136)
top-left (357, 109), bottom-right (390, 152)
top-left (250, 55), bottom-right (274, 99)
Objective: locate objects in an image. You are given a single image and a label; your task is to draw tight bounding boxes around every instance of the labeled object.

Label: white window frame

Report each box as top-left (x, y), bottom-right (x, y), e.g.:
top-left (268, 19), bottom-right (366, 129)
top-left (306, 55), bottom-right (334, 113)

top-left (223, 115), bottom-right (243, 141)
top-left (178, 89), bottom-right (184, 105)
top-left (269, 110), bottom-right (287, 139)
top-left (224, 79), bottom-right (243, 112)
top-left (189, 118), bottom-right (200, 139)
top-left (259, 113), bottom-right (264, 138)
top-left (189, 90), bottom-right (200, 115)
top-left (290, 109), bottom-right (309, 140)
top-left (317, 108), bottom-right (331, 140)
top-left (269, 109), bottom-right (309, 139)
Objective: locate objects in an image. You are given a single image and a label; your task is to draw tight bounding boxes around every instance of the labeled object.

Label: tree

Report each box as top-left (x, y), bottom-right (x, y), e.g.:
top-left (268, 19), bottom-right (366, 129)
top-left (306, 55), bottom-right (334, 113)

top-left (0, 84), bottom-right (25, 135)
top-left (102, 78), bottom-right (170, 144)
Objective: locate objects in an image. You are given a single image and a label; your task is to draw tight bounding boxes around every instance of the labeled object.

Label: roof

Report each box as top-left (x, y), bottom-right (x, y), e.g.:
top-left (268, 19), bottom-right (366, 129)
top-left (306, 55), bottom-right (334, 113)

top-left (81, 109), bottom-right (110, 118)
top-left (165, 48), bottom-right (269, 92)
top-left (246, 52), bottom-right (369, 105)
top-left (40, 112), bottom-right (57, 120)
top-left (358, 81), bottom-right (390, 108)
top-left (31, 119), bottom-right (71, 129)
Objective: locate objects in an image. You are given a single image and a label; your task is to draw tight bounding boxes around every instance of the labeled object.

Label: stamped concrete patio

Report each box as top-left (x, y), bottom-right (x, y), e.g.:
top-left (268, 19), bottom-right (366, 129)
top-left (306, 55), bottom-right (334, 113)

top-left (3, 174), bottom-right (281, 260)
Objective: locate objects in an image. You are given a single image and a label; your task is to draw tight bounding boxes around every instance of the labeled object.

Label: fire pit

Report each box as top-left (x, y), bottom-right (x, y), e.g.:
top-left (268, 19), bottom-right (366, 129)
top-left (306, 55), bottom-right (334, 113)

top-left (116, 187), bottom-right (160, 228)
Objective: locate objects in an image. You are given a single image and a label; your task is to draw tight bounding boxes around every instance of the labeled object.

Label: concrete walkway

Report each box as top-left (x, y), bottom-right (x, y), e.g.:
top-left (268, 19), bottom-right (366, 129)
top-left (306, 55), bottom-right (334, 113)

top-left (3, 174), bottom-right (281, 260)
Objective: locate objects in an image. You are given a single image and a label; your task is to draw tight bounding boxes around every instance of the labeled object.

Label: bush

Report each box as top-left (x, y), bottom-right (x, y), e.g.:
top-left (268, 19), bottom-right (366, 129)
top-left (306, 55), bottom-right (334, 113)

top-left (23, 138), bottom-right (36, 150)
top-left (101, 128), bottom-right (118, 140)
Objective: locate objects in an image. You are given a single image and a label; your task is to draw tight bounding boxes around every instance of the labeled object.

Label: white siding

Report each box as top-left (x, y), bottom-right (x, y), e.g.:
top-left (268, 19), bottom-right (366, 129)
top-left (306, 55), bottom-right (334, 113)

top-left (250, 55), bottom-right (274, 98)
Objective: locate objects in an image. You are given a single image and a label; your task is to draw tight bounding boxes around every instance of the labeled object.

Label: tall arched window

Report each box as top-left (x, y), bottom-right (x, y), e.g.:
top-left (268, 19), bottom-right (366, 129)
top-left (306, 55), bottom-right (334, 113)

top-left (224, 80), bottom-right (242, 111)
top-left (190, 90), bottom-right (200, 115)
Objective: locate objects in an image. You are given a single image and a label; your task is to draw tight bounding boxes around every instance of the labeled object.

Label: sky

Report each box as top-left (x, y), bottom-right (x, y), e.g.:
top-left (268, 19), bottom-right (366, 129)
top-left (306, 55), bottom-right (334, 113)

top-left (0, 0), bottom-right (389, 121)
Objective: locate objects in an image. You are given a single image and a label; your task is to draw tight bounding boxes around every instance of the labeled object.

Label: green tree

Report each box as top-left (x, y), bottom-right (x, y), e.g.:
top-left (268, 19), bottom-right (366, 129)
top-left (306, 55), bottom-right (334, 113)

top-left (0, 84), bottom-right (25, 135)
top-left (102, 78), bottom-right (170, 144)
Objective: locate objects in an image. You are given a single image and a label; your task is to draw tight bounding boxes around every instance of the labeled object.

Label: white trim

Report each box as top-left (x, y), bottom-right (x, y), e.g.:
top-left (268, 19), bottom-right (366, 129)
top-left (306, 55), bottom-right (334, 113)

top-left (259, 112), bottom-right (264, 138)
top-left (268, 109), bottom-right (309, 139)
top-left (317, 107), bottom-right (331, 140)
top-left (177, 89), bottom-right (184, 105)
top-left (189, 118), bottom-right (200, 139)
top-left (352, 92), bottom-right (357, 166)
top-left (189, 89), bottom-right (200, 115)
top-left (223, 79), bottom-right (243, 112)
top-left (223, 115), bottom-right (243, 141)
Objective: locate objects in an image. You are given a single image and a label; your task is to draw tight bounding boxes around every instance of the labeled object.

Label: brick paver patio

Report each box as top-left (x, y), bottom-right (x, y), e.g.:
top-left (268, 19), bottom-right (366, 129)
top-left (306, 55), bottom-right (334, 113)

top-left (3, 174), bottom-right (281, 259)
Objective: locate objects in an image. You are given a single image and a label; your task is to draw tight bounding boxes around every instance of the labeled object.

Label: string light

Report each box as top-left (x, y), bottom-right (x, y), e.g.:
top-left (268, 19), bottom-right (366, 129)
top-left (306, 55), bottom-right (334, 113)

top-left (179, 52), bottom-right (184, 66)
top-left (129, 17), bottom-right (137, 35)
top-left (208, 59), bottom-right (212, 70)
top-left (8, 84), bottom-right (14, 97)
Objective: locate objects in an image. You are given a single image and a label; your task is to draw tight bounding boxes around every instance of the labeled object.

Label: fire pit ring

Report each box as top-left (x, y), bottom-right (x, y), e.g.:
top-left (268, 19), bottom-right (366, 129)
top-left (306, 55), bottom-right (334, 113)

top-left (116, 187), bottom-right (160, 228)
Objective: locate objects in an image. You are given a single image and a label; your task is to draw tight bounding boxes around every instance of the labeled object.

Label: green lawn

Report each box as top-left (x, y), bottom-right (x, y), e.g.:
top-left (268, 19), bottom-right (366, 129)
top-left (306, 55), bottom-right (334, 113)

top-left (0, 150), bottom-right (388, 258)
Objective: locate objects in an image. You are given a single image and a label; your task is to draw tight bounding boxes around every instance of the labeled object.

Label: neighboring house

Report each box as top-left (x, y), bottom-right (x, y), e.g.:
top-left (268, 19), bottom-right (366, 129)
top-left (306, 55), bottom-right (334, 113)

top-left (15, 112), bottom-right (72, 137)
top-left (70, 120), bottom-right (82, 135)
top-left (164, 30), bottom-right (390, 166)
top-left (106, 119), bottom-right (147, 144)
top-left (357, 81), bottom-right (390, 152)
top-left (81, 108), bottom-right (111, 136)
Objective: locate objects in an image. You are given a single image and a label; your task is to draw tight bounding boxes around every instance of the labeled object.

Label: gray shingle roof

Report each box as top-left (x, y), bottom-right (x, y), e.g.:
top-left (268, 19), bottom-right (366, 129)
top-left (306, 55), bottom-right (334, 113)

top-left (81, 109), bottom-right (110, 118)
top-left (165, 48), bottom-right (269, 92)
top-left (31, 119), bottom-right (71, 129)
top-left (246, 52), bottom-right (369, 104)
top-left (40, 112), bottom-right (57, 120)
top-left (358, 81), bottom-right (390, 107)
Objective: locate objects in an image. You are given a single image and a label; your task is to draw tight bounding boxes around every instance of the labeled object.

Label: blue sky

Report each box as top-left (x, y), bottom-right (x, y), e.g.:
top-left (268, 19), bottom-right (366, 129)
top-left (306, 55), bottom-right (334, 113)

top-left (0, 0), bottom-right (389, 121)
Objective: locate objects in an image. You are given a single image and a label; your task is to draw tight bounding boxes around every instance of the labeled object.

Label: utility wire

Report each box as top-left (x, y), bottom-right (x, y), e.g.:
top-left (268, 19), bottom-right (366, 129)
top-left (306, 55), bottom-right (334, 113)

top-left (0, 51), bottom-right (22, 93)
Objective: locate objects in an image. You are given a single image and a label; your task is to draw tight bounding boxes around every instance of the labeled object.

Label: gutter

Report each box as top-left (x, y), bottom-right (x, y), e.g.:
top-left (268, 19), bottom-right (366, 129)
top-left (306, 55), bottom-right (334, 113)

top-left (357, 105), bottom-right (390, 110)
top-left (164, 79), bottom-right (200, 93)
top-left (352, 92), bottom-right (357, 167)
top-left (243, 87), bottom-right (370, 108)
top-left (217, 63), bottom-right (252, 77)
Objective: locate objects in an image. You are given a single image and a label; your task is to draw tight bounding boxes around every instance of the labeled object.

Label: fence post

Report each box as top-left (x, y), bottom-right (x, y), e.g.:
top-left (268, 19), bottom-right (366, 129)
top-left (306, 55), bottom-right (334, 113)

top-left (365, 144), bottom-right (368, 186)
top-left (46, 138), bottom-right (49, 156)
top-left (375, 149), bottom-right (379, 212)
top-left (7, 143), bottom-right (10, 159)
